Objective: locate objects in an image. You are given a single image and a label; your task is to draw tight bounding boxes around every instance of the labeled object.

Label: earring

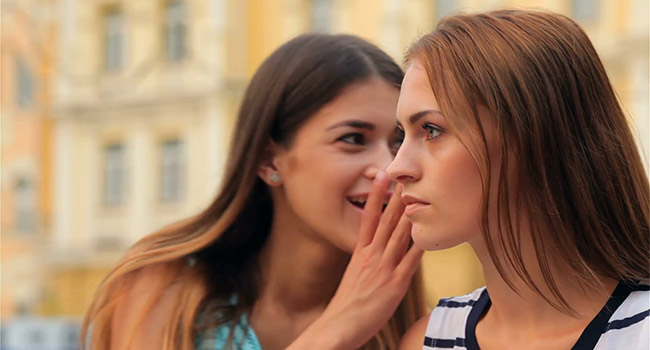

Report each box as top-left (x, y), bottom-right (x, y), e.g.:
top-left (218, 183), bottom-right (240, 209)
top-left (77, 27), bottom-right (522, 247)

top-left (270, 172), bottom-right (281, 183)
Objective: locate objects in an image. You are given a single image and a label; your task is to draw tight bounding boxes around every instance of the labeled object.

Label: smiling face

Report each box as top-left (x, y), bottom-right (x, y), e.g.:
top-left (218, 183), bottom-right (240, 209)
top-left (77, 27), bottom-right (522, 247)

top-left (387, 60), bottom-right (494, 250)
top-left (270, 78), bottom-right (400, 253)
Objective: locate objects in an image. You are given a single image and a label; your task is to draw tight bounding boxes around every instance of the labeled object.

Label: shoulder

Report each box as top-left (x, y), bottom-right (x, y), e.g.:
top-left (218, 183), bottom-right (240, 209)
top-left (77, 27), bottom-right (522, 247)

top-left (116, 262), bottom-right (186, 313)
top-left (609, 284), bottom-right (650, 331)
top-left (435, 286), bottom-right (486, 307)
top-left (596, 284), bottom-right (650, 350)
top-left (619, 284), bottom-right (650, 310)
top-left (430, 286), bottom-right (487, 324)
top-left (399, 287), bottom-right (487, 350)
top-left (399, 314), bottom-right (429, 350)
top-left (111, 262), bottom-right (186, 349)
top-left (424, 287), bottom-right (487, 344)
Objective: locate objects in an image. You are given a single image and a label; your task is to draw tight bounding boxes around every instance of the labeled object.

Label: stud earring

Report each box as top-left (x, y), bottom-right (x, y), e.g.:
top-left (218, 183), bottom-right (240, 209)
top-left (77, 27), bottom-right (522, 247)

top-left (270, 173), bottom-right (281, 183)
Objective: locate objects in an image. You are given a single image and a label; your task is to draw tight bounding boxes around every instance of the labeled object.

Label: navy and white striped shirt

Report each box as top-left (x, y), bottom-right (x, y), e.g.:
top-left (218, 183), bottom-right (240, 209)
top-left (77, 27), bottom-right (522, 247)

top-left (424, 281), bottom-right (649, 350)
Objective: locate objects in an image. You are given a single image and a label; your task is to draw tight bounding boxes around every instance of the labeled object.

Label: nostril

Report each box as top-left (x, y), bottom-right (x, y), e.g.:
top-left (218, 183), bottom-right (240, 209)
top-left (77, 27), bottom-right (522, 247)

top-left (394, 174), bottom-right (413, 183)
top-left (385, 166), bottom-right (403, 183)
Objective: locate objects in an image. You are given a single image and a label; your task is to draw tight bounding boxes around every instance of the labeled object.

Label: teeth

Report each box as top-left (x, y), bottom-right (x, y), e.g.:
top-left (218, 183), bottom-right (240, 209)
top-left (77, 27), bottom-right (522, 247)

top-left (348, 196), bottom-right (390, 206)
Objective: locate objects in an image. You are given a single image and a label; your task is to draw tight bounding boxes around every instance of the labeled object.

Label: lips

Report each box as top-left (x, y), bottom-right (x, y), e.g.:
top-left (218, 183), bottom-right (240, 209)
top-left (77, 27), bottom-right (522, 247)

top-left (402, 194), bottom-right (430, 216)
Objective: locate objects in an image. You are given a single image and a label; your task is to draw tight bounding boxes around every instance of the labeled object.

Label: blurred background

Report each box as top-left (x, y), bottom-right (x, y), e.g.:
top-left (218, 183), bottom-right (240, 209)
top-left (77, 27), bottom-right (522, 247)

top-left (1, 0), bottom-right (648, 348)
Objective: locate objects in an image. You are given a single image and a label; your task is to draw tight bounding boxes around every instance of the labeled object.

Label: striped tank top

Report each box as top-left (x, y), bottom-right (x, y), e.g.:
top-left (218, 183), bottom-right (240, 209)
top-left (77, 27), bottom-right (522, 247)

top-left (423, 281), bottom-right (649, 350)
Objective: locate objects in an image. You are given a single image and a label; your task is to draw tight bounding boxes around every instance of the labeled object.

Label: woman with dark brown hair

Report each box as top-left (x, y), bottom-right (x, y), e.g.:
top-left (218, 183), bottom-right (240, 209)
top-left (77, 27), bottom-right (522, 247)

top-left (286, 9), bottom-right (649, 350)
top-left (81, 34), bottom-right (427, 350)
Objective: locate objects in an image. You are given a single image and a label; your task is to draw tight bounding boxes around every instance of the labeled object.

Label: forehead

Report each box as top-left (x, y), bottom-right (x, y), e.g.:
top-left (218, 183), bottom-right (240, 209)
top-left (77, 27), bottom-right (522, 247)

top-left (299, 79), bottom-right (400, 130)
top-left (397, 61), bottom-right (439, 123)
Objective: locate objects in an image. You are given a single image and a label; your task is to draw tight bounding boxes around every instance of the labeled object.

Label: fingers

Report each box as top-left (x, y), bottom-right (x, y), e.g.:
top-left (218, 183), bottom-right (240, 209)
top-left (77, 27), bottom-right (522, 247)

top-left (371, 183), bottom-right (405, 249)
top-left (358, 171), bottom-right (391, 248)
top-left (395, 244), bottom-right (424, 280)
top-left (383, 213), bottom-right (412, 267)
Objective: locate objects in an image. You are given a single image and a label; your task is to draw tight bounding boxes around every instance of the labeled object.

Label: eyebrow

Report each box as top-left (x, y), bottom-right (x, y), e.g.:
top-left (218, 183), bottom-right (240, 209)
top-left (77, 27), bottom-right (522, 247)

top-left (397, 109), bottom-right (443, 127)
top-left (326, 119), bottom-right (376, 131)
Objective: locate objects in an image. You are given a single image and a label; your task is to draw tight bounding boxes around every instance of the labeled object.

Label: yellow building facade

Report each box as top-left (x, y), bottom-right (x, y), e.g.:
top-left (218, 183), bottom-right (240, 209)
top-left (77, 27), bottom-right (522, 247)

top-left (1, 0), bottom-right (57, 319)
top-left (47, 0), bottom-right (249, 316)
top-left (13, 0), bottom-right (647, 318)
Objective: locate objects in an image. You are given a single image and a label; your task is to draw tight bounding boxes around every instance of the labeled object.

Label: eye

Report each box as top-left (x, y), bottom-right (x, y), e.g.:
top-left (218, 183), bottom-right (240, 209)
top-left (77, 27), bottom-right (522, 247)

top-left (390, 127), bottom-right (405, 154)
top-left (422, 123), bottom-right (442, 140)
top-left (338, 133), bottom-right (365, 145)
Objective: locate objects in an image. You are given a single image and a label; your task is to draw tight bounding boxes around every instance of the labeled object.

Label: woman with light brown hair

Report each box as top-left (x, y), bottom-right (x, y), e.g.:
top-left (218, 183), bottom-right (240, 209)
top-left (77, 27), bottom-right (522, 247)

top-left (81, 33), bottom-right (427, 350)
top-left (285, 9), bottom-right (649, 350)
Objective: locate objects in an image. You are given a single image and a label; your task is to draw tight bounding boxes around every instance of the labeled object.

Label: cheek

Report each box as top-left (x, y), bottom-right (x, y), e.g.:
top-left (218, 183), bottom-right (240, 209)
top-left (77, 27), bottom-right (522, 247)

top-left (281, 152), bottom-right (362, 251)
top-left (444, 153), bottom-right (482, 218)
top-left (415, 144), bottom-right (483, 249)
top-left (428, 141), bottom-right (483, 212)
top-left (283, 154), bottom-right (336, 209)
top-left (286, 151), bottom-right (356, 200)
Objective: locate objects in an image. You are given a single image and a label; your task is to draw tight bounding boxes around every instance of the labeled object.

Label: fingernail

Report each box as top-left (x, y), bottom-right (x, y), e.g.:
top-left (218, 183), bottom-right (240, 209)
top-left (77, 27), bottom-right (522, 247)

top-left (375, 171), bottom-right (386, 183)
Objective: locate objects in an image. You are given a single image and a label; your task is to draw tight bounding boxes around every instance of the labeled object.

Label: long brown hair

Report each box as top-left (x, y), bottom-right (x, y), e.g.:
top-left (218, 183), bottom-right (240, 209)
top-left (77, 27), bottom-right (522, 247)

top-left (406, 10), bottom-right (649, 313)
top-left (82, 34), bottom-right (426, 349)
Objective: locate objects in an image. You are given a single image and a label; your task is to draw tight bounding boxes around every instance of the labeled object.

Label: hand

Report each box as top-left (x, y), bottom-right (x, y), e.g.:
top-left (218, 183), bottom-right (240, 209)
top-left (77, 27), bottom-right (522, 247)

top-left (287, 172), bottom-right (424, 350)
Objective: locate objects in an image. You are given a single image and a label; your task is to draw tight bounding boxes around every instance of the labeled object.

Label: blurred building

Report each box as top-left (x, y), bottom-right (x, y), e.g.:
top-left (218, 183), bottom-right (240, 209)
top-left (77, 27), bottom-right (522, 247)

top-left (2, 0), bottom-right (647, 326)
top-left (1, 0), bottom-right (57, 319)
top-left (47, 0), bottom-right (249, 316)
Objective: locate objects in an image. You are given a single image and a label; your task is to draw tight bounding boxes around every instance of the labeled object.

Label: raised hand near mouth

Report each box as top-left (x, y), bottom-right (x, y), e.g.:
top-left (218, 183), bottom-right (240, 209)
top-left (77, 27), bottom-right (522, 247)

top-left (287, 171), bottom-right (424, 350)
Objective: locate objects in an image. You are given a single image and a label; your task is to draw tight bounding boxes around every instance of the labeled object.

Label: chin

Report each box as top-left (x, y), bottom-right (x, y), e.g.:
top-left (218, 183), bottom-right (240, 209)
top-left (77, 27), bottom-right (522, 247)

top-left (342, 235), bottom-right (357, 253)
top-left (342, 245), bottom-right (355, 254)
top-left (411, 224), bottom-right (463, 251)
top-left (328, 228), bottom-right (357, 254)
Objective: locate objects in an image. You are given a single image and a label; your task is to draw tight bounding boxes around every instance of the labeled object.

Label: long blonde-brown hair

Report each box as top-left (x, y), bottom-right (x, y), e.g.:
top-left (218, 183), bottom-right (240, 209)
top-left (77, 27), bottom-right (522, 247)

top-left (81, 34), bottom-right (426, 349)
top-left (406, 10), bottom-right (649, 313)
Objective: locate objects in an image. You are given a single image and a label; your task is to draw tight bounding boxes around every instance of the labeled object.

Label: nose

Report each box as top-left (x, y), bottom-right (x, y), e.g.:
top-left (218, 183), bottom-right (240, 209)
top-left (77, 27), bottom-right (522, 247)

top-left (386, 142), bottom-right (421, 183)
top-left (363, 143), bottom-right (397, 181)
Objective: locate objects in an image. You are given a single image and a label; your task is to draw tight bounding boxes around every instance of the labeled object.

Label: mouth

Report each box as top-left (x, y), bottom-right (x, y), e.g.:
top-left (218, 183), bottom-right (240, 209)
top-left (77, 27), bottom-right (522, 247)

top-left (347, 195), bottom-right (390, 212)
top-left (401, 194), bottom-right (431, 216)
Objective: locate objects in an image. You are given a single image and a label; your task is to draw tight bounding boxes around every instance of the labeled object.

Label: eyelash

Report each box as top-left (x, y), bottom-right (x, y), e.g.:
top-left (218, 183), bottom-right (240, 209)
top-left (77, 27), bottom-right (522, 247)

top-left (422, 123), bottom-right (442, 140)
top-left (392, 128), bottom-right (405, 152)
top-left (338, 133), bottom-right (365, 146)
top-left (395, 123), bottom-right (443, 146)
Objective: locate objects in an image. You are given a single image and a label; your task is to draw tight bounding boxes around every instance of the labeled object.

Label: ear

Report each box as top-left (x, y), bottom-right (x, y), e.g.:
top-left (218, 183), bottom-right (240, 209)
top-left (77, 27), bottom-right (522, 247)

top-left (257, 142), bottom-right (284, 187)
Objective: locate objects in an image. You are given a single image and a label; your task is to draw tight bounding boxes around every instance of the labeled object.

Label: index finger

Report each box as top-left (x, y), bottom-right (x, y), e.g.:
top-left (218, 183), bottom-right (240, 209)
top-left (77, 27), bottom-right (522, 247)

top-left (357, 171), bottom-right (391, 248)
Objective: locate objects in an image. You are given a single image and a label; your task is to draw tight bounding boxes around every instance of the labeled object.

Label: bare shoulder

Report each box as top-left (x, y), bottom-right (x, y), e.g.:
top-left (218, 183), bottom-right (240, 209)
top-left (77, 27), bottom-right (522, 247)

top-left (398, 313), bottom-right (430, 350)
top-left (111, 262), bottom-right (184, 349)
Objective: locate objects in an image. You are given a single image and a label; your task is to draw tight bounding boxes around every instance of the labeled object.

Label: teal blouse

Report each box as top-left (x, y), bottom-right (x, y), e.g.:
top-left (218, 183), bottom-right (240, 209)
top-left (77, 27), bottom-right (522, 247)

top-left (194, 297), bottom-right (262, 350)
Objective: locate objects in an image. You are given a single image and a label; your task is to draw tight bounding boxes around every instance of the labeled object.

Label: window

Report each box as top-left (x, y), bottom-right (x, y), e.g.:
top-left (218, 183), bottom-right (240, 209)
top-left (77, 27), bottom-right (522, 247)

top-left (435, 0), bottom-right (456, 20)
top-left (0, 326), bottom-right (6, 349)
top-left (571, 0), bottom-right (599, 22)
top-left (311, 0), bottom-right (332, 33)
top-left (15, 177), bottom-right (36, 232)
top-left (104, 144), bottom-right (125, 206)
top-left (16, 60), bottom-right (34, 108)
top-left (94, 234), bottom-right (124, 251)
top-left (165, 1), bottom-right (187, 62)
top-left (64, 323), bottom-right (82, 348)
top-left (160, 139), bottom-right (185, 201)
top-left (27, 328), bottom-right (45, 346)
top-left (104, 9), bottom-right (123, 71)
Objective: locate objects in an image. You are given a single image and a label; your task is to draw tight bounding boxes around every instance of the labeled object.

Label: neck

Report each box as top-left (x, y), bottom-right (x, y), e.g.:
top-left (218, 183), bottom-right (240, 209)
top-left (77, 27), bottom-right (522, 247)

top-left (248, 202), bottom-right (351, 350)
top-left (470, 236), bottom-right (618, 333)
top-left (255, 203), bottom-right (350, 316)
